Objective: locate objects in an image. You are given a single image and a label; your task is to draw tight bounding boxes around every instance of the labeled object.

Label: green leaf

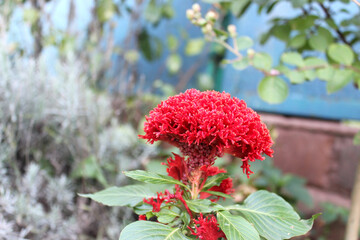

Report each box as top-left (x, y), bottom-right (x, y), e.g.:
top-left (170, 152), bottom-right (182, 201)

top-left (203, 190), bottom-right (233, 199)
top-left (202, 173), bottom-right (229, 190)
top-left (72, 155), bottom-right (108, 187)
top-left (285, 71), bottom-right (305, 84)
top-left (185, 199), bottom-right (224, 213)
top-left (281, 52), bottom-right (304, 67)
top-left (97, 0), bottom-right (116, 23)
top-left (185, 38), bottom-right (205, 56)
top-left (23, 8), bottom-right (40, 25)
top-left (232, 58), bottom-right (249, 70)
top-left (304, 57), bottom-right (327, 67)
top-left (309, 34), bottom-right (328, 52)
top-left (144, 0), bottom-right (162, 25)
top-left (253, 53), bottom-right (272, 71)
top-left (258, 76), bottom-right (289, 104)
top-left (326, 69), bottom-right (354, 93)
top-left (79, 185), bottom-right (155, 207)
top-left (354, 131), bottom-right (360, 145)
top-left (124, 170), bottom-right (189, 189)
top-left (231, 0), bottom-right (251, 17)
top-left (271, 25), bottom-right (291, 41)
top-left (327, 43), bottom-right (355, 66)
top-left (226, 190), bottom-right (319, 240)
top-left (156, 207), bottom-right (181, 224)
top-left (316, 66), bottom-right (335, 81)
top-left (236, 36), bottom-right (253, 51)
top-left (166, 54), bottom-right (182, 74)
top-left (167, 35), bottom-right (178, 52)
top-left (289, 34), bottom-right (306, 48)
top-left (119, 221), bottom-right (188, 240)
top-left (217, 211), bottom-right (260, 240)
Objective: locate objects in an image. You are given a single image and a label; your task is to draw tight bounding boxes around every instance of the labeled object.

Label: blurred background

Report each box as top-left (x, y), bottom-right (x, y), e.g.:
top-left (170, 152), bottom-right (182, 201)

top-left (0, 0), bottom-right (359, 239)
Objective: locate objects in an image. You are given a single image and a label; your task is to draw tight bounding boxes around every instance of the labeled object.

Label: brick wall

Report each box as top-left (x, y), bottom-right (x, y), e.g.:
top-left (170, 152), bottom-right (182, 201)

top-left (261, 113), bottom-right (360, 210)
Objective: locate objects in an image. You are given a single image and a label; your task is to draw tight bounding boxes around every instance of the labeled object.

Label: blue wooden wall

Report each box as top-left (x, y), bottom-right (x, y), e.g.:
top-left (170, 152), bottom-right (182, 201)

top-left (221, 3), bottom-right (360, 120)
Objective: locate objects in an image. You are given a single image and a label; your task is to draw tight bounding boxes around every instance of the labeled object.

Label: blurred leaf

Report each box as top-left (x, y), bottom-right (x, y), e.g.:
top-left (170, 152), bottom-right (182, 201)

top-left (354, 131), bottom-right (360, 145)
top-left (271, 24), bottom-right (291, 41)
top-left (97, 0), bottom-right (116, 23)
top-left (144, 0), bottom-right (162, 24)
top-left (79, 185), bottom-right (155, 207)
top-left (327, 43), bottom-right (354, 66)
top-left (138, 29), bottom-right (163, 61)
top-left (290, 0), bottom-right (308, 8)
top-left (236, 36), bottom-right (253, 50)
top-left (258, 76), bottom-right (288, 104)
top-left (282, 175), bottom-right (313, 208)
top-left (198, 73), bottom-right (214, 91)
top-left (316, 66), bottom-right (335, 81)
top-left (23, 8), bottom-right (39, 25)
top-left (217, 211), bottom-right (260, 240)
top-left (305, 57), bottom-right (327, 67)
top-left (161, 3), bottom-right (174, 19)
top-left (309, 34), bottom-right (327, 52)
top-left (281, 52), bottom-right (304, 67)
top-left (124, 50), bottom-right (139, 64)
top-left (167, 34), bottom-right (178, 52)
top-left (253, 53), bottom-right (272, 71)
top-left (289, 34), bottom-right (307, 48)
top-left (232, 57), bottom-right (249, 70)
top-left (166, 54), bottom-right (182, 74)
top-left (285, 71), bottom-right (305, 84)
top-left (231, 0), bottom-right (251, 17)
top-left (290, 15), bottom-right (317, 31)
top-left (326, 69), bottom-right (353, 93)
top-left (185, 38), bottom-right (205, 56)
top-left (72, 156), bottom-right (107, 187)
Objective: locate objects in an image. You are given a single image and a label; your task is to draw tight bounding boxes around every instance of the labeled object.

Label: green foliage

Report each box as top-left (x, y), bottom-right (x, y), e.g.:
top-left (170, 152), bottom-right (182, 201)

top-left (226, 191), bottom-right (318, 240)
top-left (258, 77), bottom-right (289, 104)
top-left (194, 0), bottom-right (360, 104)
top-left (124, 170), bottom-right (189, 189)
top-left (217, 211), bottom-right (260, 240)
top-left (119, 221), bottom-right (188, 240)
top-left (79, 185), bottom-right (157, 207)
top-left (83, 167), bottom-right (317, 239)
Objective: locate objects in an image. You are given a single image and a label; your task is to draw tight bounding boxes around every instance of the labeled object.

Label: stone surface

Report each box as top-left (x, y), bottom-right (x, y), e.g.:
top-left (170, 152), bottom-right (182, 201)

top-left (272, 128), bottom-right (334, 188)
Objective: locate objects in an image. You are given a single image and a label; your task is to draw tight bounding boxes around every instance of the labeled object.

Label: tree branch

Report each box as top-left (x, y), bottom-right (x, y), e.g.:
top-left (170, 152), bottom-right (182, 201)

top-left (318, 3), bottom-right (351, 46)
top-left (352, 0), bottom-right (360, 6)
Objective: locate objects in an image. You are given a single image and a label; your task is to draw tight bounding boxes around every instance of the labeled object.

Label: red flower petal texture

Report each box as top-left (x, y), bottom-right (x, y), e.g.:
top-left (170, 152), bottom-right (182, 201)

top-left (189, 213), bottom-right (226, 240)
top-left (200, 178), bottom-right (234, 202)
top-left (200, 165), bottom-right (226, 177)
top-left (140, 89), bottom-right (273, 177)
top-left (163, 153), bottom-right (188, 182)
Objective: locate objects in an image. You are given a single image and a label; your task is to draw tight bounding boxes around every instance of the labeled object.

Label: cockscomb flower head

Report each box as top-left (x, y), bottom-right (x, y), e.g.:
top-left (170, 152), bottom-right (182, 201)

top-left (140, 89), bottom-right (273, 177)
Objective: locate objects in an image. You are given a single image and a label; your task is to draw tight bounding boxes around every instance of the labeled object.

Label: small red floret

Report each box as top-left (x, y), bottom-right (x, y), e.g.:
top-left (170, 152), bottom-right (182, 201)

top-left (189, 213), bottom-right (226, 240)
top-left (138, 215), bottom-right (147, 221)
top-left (200, 178), bottom-right (234, 202)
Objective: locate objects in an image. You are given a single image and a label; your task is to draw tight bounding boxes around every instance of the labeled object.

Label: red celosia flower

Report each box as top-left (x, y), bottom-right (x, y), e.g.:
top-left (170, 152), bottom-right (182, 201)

top-left (200, 178), bottom-right (234, 202)
top-left (162, 153), bottom-right (188, 181)
top-left (143, 192), bottom-right (166, 212)
top-left (189, 213), bottom-right (226, 240)
top-left (138, 215), bottom-right (147, 221)
top-left (200, 165), bottom-right (226, 177)
top-left (140, 89), bottom-right (273, 177)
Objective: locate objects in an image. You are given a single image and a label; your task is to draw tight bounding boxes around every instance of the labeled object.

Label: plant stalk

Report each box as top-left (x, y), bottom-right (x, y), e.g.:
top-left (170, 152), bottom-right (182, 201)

top-left (345, 158), bottom-right (360, 240)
